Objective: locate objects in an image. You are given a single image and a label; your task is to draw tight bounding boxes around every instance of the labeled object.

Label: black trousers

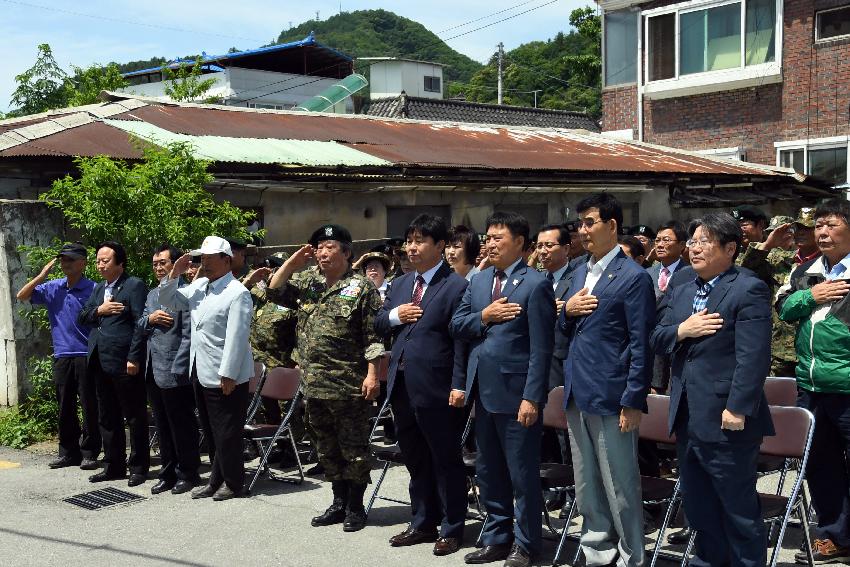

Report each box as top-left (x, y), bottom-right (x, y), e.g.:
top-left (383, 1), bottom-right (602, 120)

top-left (90, 356), bottom-right (149, 475)
top-left (392, 373), bottom-right (467, 539)
top-left (196, 380), bottom-right (249, 492)
top-left (54, 356), bottom-right (100, 460)
top-left (148, 380), bottom-right (200, 482)
top-left (194, 378), bottom-right (216, 463)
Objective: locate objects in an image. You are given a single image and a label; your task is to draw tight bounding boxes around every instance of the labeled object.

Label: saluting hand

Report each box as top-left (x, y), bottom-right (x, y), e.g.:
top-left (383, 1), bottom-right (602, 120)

top-left (565, 287), bottom-right (597, 317)
top-left (482, 297), bottom-right (522, 324)
top-left (677, 308), bottom-right (723, 341)
top-left (286, 244), bottom-right (315, 272)
top-left (397, 303), bottom-right (423, 323)
top-left (243, 267), bottom-right (271, 288)
top-left (170, 253), bottom-right (193, 279)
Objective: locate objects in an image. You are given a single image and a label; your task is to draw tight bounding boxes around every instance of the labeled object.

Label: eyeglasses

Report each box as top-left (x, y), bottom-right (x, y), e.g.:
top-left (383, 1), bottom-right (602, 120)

top-left (535, 242), bottom-right (561, 250)
top-left (686, 238), bottom-right (715, 249)
top-left (654, 237), bottom-right (679, 245)
top-left (578, 218), bottom-right (608, 229)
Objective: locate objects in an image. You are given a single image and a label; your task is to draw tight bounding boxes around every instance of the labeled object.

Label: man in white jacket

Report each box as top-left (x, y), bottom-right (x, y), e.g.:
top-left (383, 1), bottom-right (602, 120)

top-left (160, 235), bottom-right (254, 501)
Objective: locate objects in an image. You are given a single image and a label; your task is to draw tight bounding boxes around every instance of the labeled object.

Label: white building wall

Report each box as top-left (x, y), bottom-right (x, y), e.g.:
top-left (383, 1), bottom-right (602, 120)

top-left (120, 67), bottom-right (352, 113)
top-left (369, 61), bottom-right (444, 99)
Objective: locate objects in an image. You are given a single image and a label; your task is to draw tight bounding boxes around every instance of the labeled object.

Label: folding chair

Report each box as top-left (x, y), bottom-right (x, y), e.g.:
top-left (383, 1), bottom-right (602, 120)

top-left (245, 361), bottom-right (268, 424)
top-left (243, 367), bottom-right (304, 493)
top-left (763, 376), bottom-right (798, 407)
top-left (365, 394), bottom-right (407, 516)
top-left (368, 353), bottom-right (393, 438)
top-left (680, 405), bottom-right (816, 567)
top-left (539, 387), bottom-right (577, 567)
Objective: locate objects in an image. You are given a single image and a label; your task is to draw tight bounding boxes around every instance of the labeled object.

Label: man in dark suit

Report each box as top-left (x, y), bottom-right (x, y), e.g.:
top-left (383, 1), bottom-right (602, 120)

top-left (651, 212), bottom-right (774, 567)
top-left (375, 214), bottom-right (469, 557)
top-left (140, 244), bottom-right (200, 495)
top-left (560, 193), bottom-right (655, 567)
top-left (450, 211), bottom-right (555, 567)
top-left (78, 241), bottom-right (149, 486)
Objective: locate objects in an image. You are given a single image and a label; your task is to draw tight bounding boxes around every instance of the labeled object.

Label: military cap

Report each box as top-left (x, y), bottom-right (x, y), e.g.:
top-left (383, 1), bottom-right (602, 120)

top-left (56, 242), bottom-right (87, 260)
top-left (263, 251), bottom-right (289, 269)
top-left (226, 237), bottom-right (248, 251)
top-left (357, 251), bottom-right (392, 273)
top-left (765, 215), bottom-right (794, 234)
top-left (563, 219), bottom-right (581, 234)
top-left (731, 205), bottom-right (768, 223)
top-left (308, 224), bottom-right (352, 247)
top-left (628, 225), bottom-right (656, 239)
top-left (369, 243), bottom-right (394, 256)
top-left (794, 207), bottom-right (815, 228)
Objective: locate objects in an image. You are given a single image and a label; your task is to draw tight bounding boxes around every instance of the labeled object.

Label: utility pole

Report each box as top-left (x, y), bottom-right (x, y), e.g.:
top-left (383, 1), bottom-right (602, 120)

top-left (316, 11), bottom-right (320, 21)
top-left (497, 42), bottom-right (504, 105)
top-left (531, 89), bottom-right (542, 108)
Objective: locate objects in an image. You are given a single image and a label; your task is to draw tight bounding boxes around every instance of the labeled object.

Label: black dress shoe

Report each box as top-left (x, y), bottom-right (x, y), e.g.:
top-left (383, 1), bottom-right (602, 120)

top-left (128, 473), bottom-right (146, 487)
top-left (389, 527), bottom-right (438, 546)
top-left (49, 456), bottom-right (81, 469)
top-left (79, 458), bottom-right (98, 471)
top-left (171, 478), bottom-right (199, 495)
top-left (311, 502), bottom-right (347, 526)
top-left (89, 470), bottom-right (126, 483)
top-left (434, 537), bottom-right (462, 556)
top-left (150, 479), bottom-right (176, 494)
top-left (342, 508), bottom-right (367, 532)
top-left (504, 544), bottom-right (531, 567)
top-left (191, 484), bottom-right (218, 499)
top-left (305, 462), bottom-right (325, 476)
top-left (667, 527), bottom-right (692, 545)
top-left (212, 484), bottom-right (241, 501)
top-left (464, 543), bottom-right (513, 564)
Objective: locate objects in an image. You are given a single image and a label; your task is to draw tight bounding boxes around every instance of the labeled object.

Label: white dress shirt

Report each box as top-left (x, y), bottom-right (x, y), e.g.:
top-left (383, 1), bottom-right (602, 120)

top-left (548, 263), bottom-right (569, 290)
top-left (583, 245), bottom-right (621, 293)
top-left (491, 257), bottom-right (525, 296)
top-left (159, 271), bottom-right (254, 388)
top-left (388, 260), bottom-right (445, 327)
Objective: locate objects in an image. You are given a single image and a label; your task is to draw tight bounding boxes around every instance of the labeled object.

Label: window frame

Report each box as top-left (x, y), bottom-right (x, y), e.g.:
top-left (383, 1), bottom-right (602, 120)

top-left (815, 5), bottom-right (850, 43)
top-left (774, 136), bottom-right (850, 186)
top-left (642, 0), bottom-right (782, 99)
top-left (423, 75), bottom-right (441, 93)
top-left (602, 8), bottom-right (640, 87)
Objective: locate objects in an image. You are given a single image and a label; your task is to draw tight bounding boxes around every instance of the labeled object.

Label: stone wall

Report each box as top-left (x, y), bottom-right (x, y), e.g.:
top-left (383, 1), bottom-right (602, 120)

top-left (0, 200), bottom-right (64, 406)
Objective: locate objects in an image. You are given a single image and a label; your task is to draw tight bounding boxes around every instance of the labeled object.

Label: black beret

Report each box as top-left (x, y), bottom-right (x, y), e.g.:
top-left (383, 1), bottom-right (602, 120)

top-left (309, 224), bottom-right (353, 247)
top-left (628, 225), bottom-right (656, 239)
top-left (731, 205), bottom-right (768, 223)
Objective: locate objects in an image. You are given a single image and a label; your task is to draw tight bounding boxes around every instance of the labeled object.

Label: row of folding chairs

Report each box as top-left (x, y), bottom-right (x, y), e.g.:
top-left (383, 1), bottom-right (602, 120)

top-left (364, 376), bottom-right (815, 567)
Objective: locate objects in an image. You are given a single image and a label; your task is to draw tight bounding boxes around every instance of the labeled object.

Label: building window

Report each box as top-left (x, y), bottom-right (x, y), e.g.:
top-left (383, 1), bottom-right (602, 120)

top-left (604, 10), bottom-right (638, 86)
top-left (248, 102), bottom-right (285, 110)
top-left (424, 76), bottom-right (441, 93)
top-left (644, 0), bottom-right (779, 91)
top-left (775, 139), bottom-right (849, 187)
top-left (816, 5), bottom-right (850, 42)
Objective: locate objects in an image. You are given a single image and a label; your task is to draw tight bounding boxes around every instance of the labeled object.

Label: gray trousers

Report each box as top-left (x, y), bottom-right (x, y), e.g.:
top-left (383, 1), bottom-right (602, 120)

top-left (566, 400), bottom-right (645, 567)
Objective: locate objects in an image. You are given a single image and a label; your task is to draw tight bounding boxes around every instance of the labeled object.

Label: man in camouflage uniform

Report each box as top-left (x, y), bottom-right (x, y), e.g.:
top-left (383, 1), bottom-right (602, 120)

top-left (735, 205), bottom-right (786, 289)
top-left (770, 208), bottom-right (821, 376)
top-left (268, 224), bottom-right (385, 533)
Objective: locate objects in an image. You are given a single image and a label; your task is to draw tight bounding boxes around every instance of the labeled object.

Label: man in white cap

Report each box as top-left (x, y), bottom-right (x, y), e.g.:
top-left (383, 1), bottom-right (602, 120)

top-left (159, 235), bottom-right (254, 500)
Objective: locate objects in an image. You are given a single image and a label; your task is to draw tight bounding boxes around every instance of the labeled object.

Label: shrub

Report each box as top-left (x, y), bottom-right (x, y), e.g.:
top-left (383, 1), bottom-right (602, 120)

top-left (0, 357), bottom-right (59, 449)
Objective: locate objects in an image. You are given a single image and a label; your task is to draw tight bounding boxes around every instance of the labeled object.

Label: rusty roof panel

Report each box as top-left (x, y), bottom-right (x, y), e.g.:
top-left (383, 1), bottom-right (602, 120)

top-left (0, 122), bottom-right (143, 159)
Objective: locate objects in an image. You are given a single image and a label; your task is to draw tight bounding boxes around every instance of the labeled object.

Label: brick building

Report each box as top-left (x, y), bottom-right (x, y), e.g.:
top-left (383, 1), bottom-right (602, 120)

top-left (598, 0), bottom-right (850, 188)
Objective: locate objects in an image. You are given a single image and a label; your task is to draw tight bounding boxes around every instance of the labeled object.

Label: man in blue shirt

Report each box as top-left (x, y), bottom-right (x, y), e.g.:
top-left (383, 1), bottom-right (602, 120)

top-left (17, 242), bottom-right (100, 470)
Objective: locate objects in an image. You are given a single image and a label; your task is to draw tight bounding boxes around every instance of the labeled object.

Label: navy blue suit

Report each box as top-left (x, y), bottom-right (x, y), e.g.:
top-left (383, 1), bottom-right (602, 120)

top-left (375, 262), bottom-right (469, 539)
top-left (558, 249), bottom-right (655, 566)
top-left (651, 266), bottom-right (774, 567)
top-left (449, 261), bottom-right (555, 555)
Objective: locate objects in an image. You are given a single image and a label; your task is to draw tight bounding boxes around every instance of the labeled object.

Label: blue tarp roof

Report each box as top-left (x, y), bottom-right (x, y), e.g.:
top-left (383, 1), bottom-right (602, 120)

top-left (122, 32), bottom-right (352, 78)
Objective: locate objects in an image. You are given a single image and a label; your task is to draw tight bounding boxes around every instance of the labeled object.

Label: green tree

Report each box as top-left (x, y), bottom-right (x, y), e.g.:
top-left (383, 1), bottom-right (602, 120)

top-left (65, 63), bottom-right (128, 107)
top-left (40, 142), bottom-right (258, 283)
top-left (163, 58), bottom-right (220, 103)
top-left (10, 44), bottom-right (68, 116)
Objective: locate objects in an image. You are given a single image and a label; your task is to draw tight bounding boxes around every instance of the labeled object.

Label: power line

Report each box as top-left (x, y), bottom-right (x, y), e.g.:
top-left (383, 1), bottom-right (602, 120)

top-left (233, 0), bottom-right (561, 104)
top-left (0, 0), bottom-right (268, 43)
top-left (435, 0), bottom-right (541, 35)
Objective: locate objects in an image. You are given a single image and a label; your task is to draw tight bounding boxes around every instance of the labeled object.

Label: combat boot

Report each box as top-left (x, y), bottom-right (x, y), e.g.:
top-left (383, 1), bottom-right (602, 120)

top-left (343, 482), bottom-right (368, 532)
top-left (311, 480), bottom-right (348, 526)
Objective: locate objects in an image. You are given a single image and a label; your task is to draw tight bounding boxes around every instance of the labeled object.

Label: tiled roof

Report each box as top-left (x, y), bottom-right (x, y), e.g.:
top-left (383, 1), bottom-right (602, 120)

top-left (364, 94), bottom-right (600, 131)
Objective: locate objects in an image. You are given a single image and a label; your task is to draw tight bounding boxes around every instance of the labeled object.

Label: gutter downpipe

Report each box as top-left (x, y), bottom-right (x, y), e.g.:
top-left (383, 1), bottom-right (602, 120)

top-left (636, 6), bottom-right (644, 142)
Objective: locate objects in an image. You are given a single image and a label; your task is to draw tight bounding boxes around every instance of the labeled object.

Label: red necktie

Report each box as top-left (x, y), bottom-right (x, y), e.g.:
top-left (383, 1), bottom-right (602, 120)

top-left (658, 266), bottom-right (670, 292)
top-left (412, 275), bottom-right (425, 306)
top-left (492, 270), bottom-right (506, 301)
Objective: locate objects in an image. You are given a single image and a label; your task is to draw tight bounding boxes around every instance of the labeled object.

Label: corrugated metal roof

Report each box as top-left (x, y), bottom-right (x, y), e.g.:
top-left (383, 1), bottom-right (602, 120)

top-left (102, 119), bottom-right (391, 166)
top-left (0, 94), bottom-right (825, 189)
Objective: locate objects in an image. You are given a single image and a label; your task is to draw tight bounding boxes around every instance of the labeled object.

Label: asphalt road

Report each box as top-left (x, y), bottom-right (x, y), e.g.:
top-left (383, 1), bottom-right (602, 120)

top-left (0, 445), bottom-right (805, 566)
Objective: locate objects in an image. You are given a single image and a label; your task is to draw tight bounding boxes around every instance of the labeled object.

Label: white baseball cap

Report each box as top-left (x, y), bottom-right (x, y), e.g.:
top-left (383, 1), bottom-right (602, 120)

top-left (191, 236), bottom-right (233, 257)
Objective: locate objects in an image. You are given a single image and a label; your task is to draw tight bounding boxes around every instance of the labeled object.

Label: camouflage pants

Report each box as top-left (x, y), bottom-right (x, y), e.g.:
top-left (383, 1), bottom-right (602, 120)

top-left (770, 358), bottom-right (797, 378)
top-left (306, 397), bottom-right (372, 484)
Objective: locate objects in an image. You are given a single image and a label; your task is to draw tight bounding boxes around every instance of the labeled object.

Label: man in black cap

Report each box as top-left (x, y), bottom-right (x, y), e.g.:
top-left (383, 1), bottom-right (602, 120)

top-left (17, 243), bottom-right (101, 470)
top-left (628, 225), bottom-right (656, 268)
top-left (268, 224), bottom-right (385, 532)
top-left (732, 205), bottom-right (769, 248)
top-left (733, 205), bottom-right (783, 289)
top-left (227, 238), bottom-right (249, 280)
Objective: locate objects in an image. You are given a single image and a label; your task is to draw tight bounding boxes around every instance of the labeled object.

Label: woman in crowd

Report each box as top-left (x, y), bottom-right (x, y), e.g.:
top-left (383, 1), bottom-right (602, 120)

top-left (445, 225), bottom-right (481, 281)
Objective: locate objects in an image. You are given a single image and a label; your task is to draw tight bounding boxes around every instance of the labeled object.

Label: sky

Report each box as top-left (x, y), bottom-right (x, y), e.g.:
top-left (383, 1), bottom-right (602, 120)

top-left (0, 0), bottom-right (588, 113)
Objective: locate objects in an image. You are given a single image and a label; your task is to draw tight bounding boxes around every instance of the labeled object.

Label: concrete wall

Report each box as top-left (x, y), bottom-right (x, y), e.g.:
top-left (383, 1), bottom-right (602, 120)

top-left (0, 200), bottom-right (64, 406)
top-left (369, 60), bottom-right (444, 99)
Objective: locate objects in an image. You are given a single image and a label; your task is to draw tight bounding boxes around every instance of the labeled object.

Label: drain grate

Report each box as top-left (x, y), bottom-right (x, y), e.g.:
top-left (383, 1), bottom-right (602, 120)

top-left (63, 487), bottom-right (145, 510)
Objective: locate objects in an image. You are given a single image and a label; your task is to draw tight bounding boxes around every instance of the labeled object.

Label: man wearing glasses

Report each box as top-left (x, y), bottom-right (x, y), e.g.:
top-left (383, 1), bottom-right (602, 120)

top-left (652, 212), bottom-right (773, 567)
